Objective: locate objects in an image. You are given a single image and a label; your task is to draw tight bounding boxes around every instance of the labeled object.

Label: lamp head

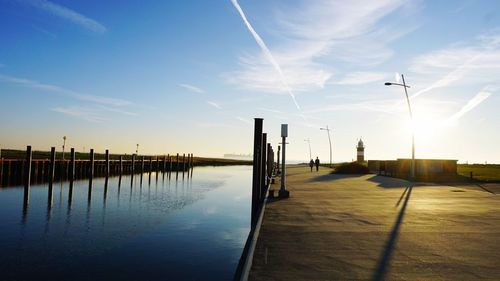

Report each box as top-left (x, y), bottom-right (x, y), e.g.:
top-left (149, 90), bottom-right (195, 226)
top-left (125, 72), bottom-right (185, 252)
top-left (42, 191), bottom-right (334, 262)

top-left (384, 82), bottom-right (392, 86)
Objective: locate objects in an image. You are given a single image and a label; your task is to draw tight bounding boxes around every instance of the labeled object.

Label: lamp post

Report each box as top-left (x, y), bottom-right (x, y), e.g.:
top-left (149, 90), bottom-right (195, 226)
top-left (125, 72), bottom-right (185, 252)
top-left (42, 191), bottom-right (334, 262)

top-left (62, 136), bottom-right (67, 160)
top-left (385, 74), bottom-right (415, 180)
top-left (320, 126), bottom-right (332, 167)
top-left (304, 138), bottom-right (312, 161)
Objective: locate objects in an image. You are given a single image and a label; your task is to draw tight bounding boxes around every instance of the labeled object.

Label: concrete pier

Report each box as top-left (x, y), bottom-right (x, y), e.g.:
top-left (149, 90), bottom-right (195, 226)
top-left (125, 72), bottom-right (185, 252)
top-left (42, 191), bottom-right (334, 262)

top-left (249, 165), bottom-right (500, 280)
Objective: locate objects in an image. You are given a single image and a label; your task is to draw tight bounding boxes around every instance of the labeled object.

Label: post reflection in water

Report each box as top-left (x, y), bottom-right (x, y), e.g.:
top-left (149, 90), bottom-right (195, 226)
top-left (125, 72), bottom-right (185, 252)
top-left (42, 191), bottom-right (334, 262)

top-left (5, 166), bottom-right (251, 280)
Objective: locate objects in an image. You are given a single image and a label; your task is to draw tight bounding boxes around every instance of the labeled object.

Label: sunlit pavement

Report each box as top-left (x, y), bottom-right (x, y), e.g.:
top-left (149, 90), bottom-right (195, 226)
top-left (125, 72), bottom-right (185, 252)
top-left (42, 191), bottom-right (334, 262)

top-left (249, 165), bottom-right (500, 281)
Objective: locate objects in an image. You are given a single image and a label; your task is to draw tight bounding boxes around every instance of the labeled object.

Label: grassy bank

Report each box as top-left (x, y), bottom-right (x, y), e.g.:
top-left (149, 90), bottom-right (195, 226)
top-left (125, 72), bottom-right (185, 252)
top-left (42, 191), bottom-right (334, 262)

top-left (458, 164), bottom-right (500, 182)
top-left (0, 149), bottom-right (251, 166)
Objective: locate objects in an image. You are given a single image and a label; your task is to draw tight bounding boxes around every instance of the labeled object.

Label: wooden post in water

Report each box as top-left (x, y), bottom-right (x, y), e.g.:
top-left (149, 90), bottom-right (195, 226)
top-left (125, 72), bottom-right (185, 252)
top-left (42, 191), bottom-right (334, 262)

top-left (70, 148), bottom-right (75, 181)
top-left (105, 149), bottom-right (110, 177)
top-left (23, 146), bottom-right (32, 207)
top-left (141, 156), bottom-right (145, 173)
top-left (182, 153), bottom-right (186, 171)
top-left (47, 147), bottom-right (56, 208)
top-left (119, 155), bottom-right (123, 175)
top-left (251, 118), bottom-right (263, 228)
top-left (175, 153), bottom-right (178, 171)
top-left (169, 154), bottom-right (172, 171)
top-left (132, 154), bottom-right (136, 174)
top-left (163, 155), bottom-right (167, 173)
top-left (88, 149), bottom-right (94, 202)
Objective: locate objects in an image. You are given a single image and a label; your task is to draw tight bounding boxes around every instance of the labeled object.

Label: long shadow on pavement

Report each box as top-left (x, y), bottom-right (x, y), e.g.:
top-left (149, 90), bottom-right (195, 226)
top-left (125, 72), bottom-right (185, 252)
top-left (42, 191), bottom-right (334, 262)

top-left (308, 173), bottom-right (366, 183)
top-left (372, 185), bottom-right (413, 281)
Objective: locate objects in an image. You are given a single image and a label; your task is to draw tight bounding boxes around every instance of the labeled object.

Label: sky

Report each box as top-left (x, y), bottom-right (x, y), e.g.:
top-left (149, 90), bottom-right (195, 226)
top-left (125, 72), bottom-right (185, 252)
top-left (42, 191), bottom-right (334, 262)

top-left (1, 0), bottom-right (499, 164)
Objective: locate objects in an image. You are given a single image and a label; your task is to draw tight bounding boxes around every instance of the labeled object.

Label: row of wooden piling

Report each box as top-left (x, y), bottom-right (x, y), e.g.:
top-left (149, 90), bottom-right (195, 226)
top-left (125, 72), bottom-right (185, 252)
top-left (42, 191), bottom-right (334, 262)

top-left (0, 146), bottom-right (194, 187)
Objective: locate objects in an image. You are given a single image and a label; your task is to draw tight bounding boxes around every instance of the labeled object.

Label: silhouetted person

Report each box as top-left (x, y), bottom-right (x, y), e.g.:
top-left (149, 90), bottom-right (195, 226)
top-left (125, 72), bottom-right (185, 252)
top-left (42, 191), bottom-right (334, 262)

top-left (315, 157), bottom-right (320, 172)
top-left (309, 159), bottom-right (314, 172)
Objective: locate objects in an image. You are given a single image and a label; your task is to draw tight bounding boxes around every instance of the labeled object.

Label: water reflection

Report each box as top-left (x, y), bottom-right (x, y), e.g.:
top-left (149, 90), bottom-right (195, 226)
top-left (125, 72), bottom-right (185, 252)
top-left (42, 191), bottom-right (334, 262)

top-left (1, 166), bottom-right (251, 280)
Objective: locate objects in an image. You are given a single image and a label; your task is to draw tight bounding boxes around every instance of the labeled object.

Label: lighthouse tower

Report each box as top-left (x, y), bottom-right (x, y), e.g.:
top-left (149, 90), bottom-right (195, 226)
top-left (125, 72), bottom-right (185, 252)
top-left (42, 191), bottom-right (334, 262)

top-left (356, 138), bottom-right (365, 163)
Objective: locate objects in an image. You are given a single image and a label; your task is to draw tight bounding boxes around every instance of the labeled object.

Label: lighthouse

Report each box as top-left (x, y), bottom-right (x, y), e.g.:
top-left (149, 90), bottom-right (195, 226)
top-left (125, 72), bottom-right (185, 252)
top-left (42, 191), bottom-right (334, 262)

top-left (356, 138), bottom-right (365, 163)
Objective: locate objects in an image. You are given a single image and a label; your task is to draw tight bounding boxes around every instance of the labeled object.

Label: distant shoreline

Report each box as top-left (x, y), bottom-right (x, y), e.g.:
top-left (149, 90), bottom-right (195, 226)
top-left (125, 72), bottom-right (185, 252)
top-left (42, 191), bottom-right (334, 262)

top-left (0, 149), bottom-right (252, 166)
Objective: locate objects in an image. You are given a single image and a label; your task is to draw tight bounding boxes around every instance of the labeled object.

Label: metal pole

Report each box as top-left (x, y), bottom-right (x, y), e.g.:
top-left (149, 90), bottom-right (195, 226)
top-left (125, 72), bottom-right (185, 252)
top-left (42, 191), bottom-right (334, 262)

top-left (401, 74), bottom-right (415, 180)
top-left (327, 127), bottom-right (332, 167)
top-left (280, 136), bottom-right (287, 193)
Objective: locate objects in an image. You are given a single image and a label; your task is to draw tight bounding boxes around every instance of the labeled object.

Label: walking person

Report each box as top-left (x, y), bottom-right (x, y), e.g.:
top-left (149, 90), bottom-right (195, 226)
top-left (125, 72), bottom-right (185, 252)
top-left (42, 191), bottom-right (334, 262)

top-left (315, 157), bottom-right (320, 172)
top-left (309, 159), bottom-right (314, 172)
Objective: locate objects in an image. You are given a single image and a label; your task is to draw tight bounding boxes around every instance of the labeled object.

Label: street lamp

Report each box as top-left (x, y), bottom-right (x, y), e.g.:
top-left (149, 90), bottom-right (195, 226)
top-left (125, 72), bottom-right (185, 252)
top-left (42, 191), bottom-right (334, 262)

top-left (385, 74), bottom-right (415, 180)
top-left (319, 126), bottom-right (332, 167)
top-left (62, 136), bottom-right (67, 160)
top-left (304, 138), bottom-right (312, 161)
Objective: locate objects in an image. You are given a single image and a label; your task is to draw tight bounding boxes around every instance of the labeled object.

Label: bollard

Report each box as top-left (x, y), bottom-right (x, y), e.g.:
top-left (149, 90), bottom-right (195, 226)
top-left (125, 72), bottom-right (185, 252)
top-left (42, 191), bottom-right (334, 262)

top-left (251, 118), bottom-right (263, 228)
top-left (470, 171), bottom-right (473, 180)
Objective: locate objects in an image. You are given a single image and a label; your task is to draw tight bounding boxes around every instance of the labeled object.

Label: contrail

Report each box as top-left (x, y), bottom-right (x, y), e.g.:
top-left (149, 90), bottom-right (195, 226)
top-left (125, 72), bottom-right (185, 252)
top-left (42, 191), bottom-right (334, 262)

top-left (447, 89), bottom-right (491, 122)
top-left (230, 0), bottom-right (301, 111)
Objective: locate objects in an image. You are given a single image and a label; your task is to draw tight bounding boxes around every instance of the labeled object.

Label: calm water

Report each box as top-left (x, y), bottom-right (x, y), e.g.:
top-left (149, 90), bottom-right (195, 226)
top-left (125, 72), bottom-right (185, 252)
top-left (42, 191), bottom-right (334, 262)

top-left (0, 166), bottom-right (251, 280)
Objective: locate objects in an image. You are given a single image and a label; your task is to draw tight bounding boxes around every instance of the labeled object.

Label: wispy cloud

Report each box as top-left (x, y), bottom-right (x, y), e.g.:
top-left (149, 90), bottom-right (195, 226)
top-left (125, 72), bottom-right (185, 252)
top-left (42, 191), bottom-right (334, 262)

top-left (51, 106), bottom-right (107, 123)
top-left (448, 89), bottom-right (492, 122)
top-left (333, 72), bottom-right (388, 85)
top-left (179, 83), bottom-right (205, 94)
top-left (409, 32), bottom-right (500, 99)
top-left (230, 0), bottom-right (301, 110)
top-left (24, 0), bottom-right (106, 33)
top-left (235, 116), bottom-right (251, 125)
top-left (227, 0), bottom-right (420, 95)
top-left (0, 74), bottom-right (131, 106)
top-left (207, 101), bottom-right (222, 109)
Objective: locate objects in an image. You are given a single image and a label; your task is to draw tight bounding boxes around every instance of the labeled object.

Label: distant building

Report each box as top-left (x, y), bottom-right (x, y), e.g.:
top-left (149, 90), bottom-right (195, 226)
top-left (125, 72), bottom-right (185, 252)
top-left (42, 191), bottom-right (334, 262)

top-left (356, 138), bottom-right (365, 163)
top-left (224, 153), bottom-right (252, 161)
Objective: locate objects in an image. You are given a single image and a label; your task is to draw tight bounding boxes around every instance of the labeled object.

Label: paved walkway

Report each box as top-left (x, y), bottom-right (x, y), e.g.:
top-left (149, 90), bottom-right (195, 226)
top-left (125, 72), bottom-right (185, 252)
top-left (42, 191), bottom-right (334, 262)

top-left (249, 165), bottom-right (500, 280)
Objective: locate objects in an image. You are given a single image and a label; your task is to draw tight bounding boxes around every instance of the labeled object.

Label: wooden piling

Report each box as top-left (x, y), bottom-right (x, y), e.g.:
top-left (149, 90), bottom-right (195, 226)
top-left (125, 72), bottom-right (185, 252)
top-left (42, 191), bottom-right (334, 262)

top-left (176, 153), bottom-right (179, 172)
top-left (88, 149), bottom-right (95, 201)
top-left (141, 156), bottom-right (145, 174)
top-left (260, 134), bottom-right (267, 203)
top-left (251, 118), bottom-right (263, 228)
top-left (23, 146), bottom-right (32, 207)
top-left (70, 148), bottom-right (75, 181)
top-left (119, 155), bottom-right (123, 175)
top-left (132, 154), bottom-right (136, 174)
top-left (105, 149), bottom-right (110, 177)
top-left (182, 153), bottom-right (186, 172)
top-left (48, 147), bottom-right (56, 208)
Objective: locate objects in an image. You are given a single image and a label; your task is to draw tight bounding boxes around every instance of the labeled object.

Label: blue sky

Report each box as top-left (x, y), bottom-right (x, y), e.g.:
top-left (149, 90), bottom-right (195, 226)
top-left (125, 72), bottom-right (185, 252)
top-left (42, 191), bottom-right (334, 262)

top-left (1, 0), bottom-right (499, 163)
